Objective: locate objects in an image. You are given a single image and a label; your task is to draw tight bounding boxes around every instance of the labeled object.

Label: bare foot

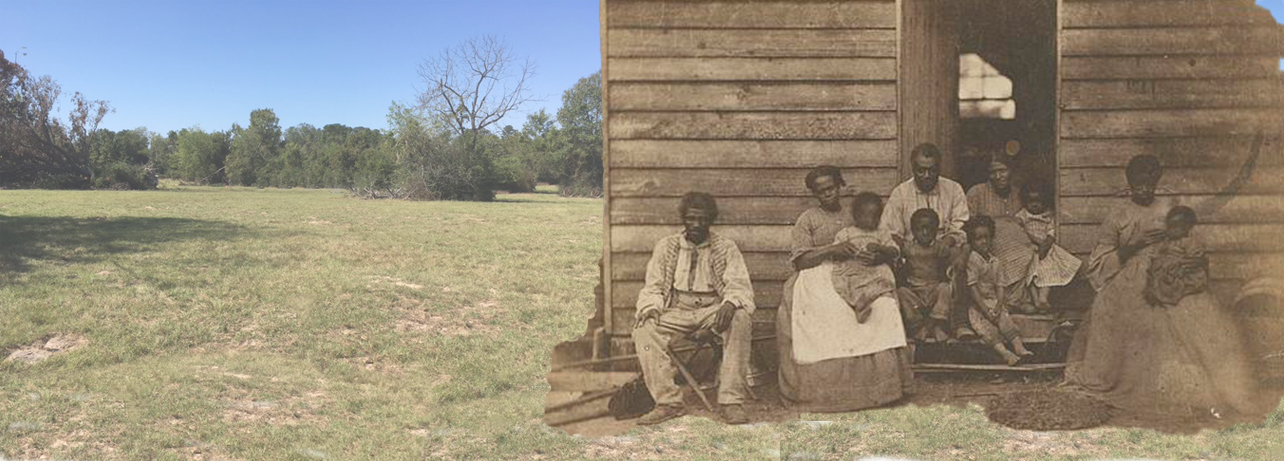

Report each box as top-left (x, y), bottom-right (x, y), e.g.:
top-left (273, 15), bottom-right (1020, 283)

top-left (1002, 351), bottom-right (1021, 366)
top-left (1036, 300), bottom-right (1052, 313)
top-left (931, 325), bottom-right (949, 343)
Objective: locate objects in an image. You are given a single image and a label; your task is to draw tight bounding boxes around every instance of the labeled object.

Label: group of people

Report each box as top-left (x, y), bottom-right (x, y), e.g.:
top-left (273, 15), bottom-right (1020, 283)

top-left (627, 142), bottom-right (1266, 428)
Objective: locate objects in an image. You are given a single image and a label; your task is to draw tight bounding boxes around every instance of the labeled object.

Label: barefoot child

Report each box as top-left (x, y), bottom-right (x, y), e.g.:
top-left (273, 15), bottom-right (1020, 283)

top-left (895, 208), bottom-right (954, 343)
top-left (1145, 206), bottom-right (1208, 307)
top-left (964, 216), bottom-right (1034, 365)
top-left (1015, 183), bottom-right (1082, 312)
top-left (831, 193), bottom-right (900, 323)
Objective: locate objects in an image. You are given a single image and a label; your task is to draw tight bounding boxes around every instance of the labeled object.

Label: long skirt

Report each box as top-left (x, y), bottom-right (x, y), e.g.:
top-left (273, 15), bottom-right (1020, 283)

top-left (1064, 251), bottom-right (1263, 419)
top-left (777, 271), bottom-right (914, 413)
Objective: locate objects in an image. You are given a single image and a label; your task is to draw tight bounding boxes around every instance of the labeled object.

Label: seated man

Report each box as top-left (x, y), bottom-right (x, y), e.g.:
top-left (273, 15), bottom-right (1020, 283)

top-left (632, 192), bottom-right (755, 425)
top-left (881, 143), bottom-right (973, 340)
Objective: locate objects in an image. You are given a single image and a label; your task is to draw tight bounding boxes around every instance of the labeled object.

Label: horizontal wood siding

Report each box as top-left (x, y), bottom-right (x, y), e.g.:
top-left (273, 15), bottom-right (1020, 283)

top-left (1062, 0), bottom-right (1279, 28)
top-left (1060, 0), bottom-right (1284, 307)
top-left (605, 0), bottom-right (899, 335)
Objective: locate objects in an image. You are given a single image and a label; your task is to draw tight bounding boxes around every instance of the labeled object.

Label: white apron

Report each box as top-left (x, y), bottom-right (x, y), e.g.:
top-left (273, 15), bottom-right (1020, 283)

top-left (791, 262), bottom-right (908, 365)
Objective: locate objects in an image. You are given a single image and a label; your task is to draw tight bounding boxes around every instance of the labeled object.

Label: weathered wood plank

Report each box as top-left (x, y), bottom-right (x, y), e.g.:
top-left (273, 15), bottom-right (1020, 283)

top-left (1062, 0), bottom-right (1278, 28)
top-left (546, 371), bottom-right (639, 392)
top-left (612, 196), bottom-right (900, 225)
top-left (608, 82), bottom-right (897, 111)
top-left (608, 29), bottom-right (897, 58)
top-left (609, 111), bottom-right (898, 140)
top-left (1060, 195), bottom-right (1284, 224)
top-left (1059, 137), bottom-right (1284, 168)
top-left (1061, 26), bottom-right (1284, 57)
top-left (1059, 223), bottom-right (1284, 254)
top-left (1061, 79), bottom-right (1283, 110)
top-left (613, 196), bottom-right (815, 225)
top-left (609, 140), bottom-right (900, 168)
top-left (1062, 56), bottom-right (1281, 80)
top-left (1212, 252), bottom-right (1284, 280)
top-left (614, 247), bottom-right (1284, 284)
top-left (1059, 166), bottom-right (1284, 196)
top-left (610, 168), bottom-right (900, 197)
top-left (612, 280), bottom-right (786, 310)
top-left (609, 305), bottom-right (779, 334)
top-left (612, 251), bottom-right (795, 281)
top-left (607, 57), bottom-right (897, 81)
top-left (1060, 108), bottom-right (1283, 138)
top-left (611, 224), bottom-right (793, 253)
top-left (608, 0), bottom-right (896, 29)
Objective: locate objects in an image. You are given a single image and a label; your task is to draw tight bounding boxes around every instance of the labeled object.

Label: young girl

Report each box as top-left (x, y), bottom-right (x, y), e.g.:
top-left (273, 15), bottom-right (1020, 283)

top-left (831, 192), bottom-right (900, 323)
top-left (1015, 182), bottom-right (1082, 312)
top-left (964, 216), bottom-right (1034, 366)
top-left (1145, 206), bottom-right (1208, 307)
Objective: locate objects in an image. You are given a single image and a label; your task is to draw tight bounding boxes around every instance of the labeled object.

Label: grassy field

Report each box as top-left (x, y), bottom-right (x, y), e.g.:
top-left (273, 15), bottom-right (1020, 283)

top-left (0, 184), bottom-right (1282, 460)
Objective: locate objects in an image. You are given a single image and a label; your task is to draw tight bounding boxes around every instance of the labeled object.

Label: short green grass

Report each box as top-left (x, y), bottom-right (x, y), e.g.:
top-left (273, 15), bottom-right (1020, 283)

top-left (0, 183), bottom-right (1281, 460)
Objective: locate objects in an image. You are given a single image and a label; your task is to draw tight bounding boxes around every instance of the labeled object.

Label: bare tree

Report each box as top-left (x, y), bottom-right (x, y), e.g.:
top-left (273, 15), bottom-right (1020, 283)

top-left (415, 35), bottom-right (537, 151)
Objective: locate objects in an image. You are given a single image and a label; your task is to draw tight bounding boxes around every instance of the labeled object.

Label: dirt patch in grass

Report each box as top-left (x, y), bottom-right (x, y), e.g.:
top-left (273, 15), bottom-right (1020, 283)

top-left (5, 333), bottom-right (87, 364)
top-left (390, 293), bottom-right (501, 338)
top-left (986, 389), bottom-right (1114, 431)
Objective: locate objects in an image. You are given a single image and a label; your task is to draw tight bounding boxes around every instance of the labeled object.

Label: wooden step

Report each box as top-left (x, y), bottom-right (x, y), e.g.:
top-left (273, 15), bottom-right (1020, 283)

top-left (546, 371), bottom-right (640, 392)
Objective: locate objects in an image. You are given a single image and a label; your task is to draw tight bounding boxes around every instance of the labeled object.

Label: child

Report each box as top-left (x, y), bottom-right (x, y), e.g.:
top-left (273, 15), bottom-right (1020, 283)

top-left (1145, 206), bottom-right (1208, 307)
top-left (895, 208), bottom-right (954, 343)
top-left (964, 216), bottom-right (1034, 366)
top-left (831, 192), bottom-right (900, 323)
top-left (1015, 182), bottom-right (1082, 312)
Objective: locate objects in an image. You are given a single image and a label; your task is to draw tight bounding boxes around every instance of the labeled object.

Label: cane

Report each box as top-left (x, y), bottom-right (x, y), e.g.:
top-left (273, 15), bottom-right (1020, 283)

top-left (666, 329), bottom-right (718, 413)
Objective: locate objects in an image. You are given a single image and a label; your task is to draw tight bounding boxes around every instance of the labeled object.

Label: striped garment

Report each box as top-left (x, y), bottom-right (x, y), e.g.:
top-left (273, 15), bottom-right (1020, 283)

top-left (635, 232), bottom-right (755, 321)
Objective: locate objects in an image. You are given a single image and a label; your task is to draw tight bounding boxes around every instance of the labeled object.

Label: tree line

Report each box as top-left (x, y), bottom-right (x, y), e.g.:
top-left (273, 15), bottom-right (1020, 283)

top-left (0, 38), bottom-right (603, 199)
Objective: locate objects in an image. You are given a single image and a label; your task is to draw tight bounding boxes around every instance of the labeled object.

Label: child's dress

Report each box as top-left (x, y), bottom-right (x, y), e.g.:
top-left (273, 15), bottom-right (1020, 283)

top-left (966, 251), bottom-right (1021, 347)
top-left (1015, 209), bottom-right (1082, 288)
top-left (1145, 235), bottom-right (1209, 307)
top-left (830, 226), bottom-right (899, 314)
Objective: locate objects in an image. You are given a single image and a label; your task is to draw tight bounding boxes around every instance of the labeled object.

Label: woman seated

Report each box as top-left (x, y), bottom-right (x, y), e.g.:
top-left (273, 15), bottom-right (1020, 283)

top-left (776, 166), bottom-right (913, 413)
top-left (1064, 155), bottom-right (1264, 424)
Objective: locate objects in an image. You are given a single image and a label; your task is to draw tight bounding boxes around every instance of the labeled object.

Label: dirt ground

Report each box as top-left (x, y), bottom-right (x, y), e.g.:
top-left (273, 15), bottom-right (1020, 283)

top-left (556, 371), bottom-right (1284, 438)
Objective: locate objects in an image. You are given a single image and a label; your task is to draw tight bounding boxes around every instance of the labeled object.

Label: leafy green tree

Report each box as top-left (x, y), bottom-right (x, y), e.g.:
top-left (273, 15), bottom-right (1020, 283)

top-left (522, 109), bottom-right (562, 184)
top-left (555, 71), bottom-right (603, 197)
top-left (88, 127), bottom-right (155, 189)
top-left (173, 127), bottom-right (229, 184)
top-left (226, 108), bottom-right (282, 186)
top-left (148, 131), bottom-right (178, 177)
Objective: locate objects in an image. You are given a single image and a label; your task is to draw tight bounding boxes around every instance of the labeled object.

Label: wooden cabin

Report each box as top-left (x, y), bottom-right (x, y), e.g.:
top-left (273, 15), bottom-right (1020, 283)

top-left (587, 0), bottom-right (1284, 363)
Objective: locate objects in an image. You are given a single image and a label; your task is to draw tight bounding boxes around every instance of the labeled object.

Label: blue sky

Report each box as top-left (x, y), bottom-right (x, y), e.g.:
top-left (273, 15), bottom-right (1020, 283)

top-left (3, 1), bottom-right (1282, 135)
top-left (0, 0), bottom-right (600, 135)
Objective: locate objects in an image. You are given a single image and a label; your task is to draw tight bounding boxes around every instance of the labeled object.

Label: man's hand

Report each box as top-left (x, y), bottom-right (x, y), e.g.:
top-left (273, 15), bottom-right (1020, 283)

top-left (712, 302), bottom-right (737, 333)
top-left (635, 309), bottom-right (660, 329)
top-left (941, 233), bottom-right (962, 248)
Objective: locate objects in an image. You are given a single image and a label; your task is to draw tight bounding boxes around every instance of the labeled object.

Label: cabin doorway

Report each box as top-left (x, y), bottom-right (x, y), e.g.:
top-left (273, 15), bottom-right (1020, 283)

top-left (900, 0), bottom-right (1058, 194)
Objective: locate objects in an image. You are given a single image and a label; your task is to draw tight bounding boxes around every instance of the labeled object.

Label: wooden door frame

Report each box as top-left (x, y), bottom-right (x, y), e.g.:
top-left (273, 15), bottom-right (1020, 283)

top-left (895, 0), bottom-right (1063, 218)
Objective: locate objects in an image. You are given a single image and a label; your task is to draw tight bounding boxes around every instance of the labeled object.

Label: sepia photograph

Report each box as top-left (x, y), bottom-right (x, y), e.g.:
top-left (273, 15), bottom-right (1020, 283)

top-left (2, 0), bottom-right (1284, 460)
top-left (546, 0), bottom-right (1284, 458)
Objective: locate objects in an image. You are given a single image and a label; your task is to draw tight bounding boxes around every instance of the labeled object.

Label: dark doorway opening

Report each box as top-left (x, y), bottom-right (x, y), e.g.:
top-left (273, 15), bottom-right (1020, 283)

top-left (954, 0), bottom-right (1058, 193)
